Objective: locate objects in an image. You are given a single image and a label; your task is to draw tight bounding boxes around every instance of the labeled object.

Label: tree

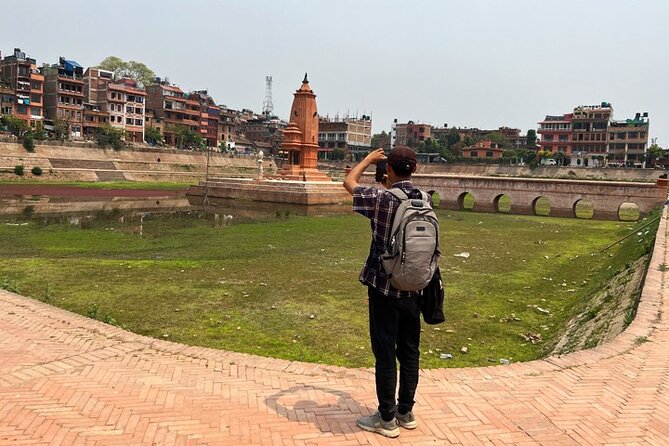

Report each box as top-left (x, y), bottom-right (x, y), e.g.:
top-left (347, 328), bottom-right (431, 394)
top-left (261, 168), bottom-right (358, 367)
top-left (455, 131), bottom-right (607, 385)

top-left (97, 56), bottom-right (156, 88)
top-left (0, 115), bottom-right (29, 137)
top-left (526, 129), bottom-right (537, 147)
top-left (370, 131), bottom-right (388, 148)
top-left (53, 119), bottom-right (70, 141)
top-left (96, 124), bottom-right (125, 150)
top-left (446, 128), bottom-right (461, 148)
top-left (332, 148), bottom-right (346, 160)
top-left (417, 137), bottom-right (442, 154)
top-left (646, 143), bottom-right (665, 167)
top-left (484, 131), bottom-right (513, 150)
top-left (169, 125), bottom-right (204, 150)
top-left (145, 126), bottom-right (163, 146)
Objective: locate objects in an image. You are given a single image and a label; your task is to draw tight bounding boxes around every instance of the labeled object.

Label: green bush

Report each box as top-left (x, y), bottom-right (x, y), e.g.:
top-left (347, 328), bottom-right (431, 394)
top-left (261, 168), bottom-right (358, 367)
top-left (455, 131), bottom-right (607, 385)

top-left (23, 134), bottom-right (35, 152)
top-left (14, 165), bottom-right (24, 176)
top-left (31, 166), bottom-right (43, 176)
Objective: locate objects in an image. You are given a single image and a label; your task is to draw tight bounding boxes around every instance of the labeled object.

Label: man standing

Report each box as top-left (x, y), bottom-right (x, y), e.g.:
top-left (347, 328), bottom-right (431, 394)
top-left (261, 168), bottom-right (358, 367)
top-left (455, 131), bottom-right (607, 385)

top-left (343, 146), bottom-right (423, 438)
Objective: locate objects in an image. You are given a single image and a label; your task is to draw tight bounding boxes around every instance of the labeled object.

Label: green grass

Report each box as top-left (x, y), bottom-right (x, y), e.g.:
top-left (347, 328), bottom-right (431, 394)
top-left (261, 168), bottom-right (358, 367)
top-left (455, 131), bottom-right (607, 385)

top-left (0, 180), bottom-right (192, 190)
top-left (0, 208), bottom-right (658, 369)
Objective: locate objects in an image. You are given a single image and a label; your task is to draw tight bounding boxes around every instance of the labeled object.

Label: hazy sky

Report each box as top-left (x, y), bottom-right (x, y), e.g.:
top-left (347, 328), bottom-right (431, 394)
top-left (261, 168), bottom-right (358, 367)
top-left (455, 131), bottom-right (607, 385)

top-left (2, 0), bottom-right (667, 145)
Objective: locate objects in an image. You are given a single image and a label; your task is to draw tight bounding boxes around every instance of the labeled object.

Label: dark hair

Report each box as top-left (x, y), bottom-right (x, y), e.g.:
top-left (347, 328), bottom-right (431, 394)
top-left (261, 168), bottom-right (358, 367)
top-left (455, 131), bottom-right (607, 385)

top-left (388, 146), bottom-right (417, 177)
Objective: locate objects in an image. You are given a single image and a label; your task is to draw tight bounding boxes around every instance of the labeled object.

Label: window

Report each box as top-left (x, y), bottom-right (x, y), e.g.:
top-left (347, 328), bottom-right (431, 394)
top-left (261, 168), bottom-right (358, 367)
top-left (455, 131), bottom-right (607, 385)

top-left (31, 94), bottom-right (41, 103)
top-left (609, 133), bottom-right (615, 140)
top-left (126, 106), bottom-right (133, 113)
top-left (544, 135), bottom-right (554, 141)
top-left (486, 151), bottom-right (494, 157)
top-left (126, 118), bottom-right (133, 125)
top-left (470, 151), bottom-right (478, 157)
top-left (135, 119), bottom-right (142, 126)
top-left (31, 107), bottom-right (41, 116)
top-left (111, 92), bottom-right (116, 99)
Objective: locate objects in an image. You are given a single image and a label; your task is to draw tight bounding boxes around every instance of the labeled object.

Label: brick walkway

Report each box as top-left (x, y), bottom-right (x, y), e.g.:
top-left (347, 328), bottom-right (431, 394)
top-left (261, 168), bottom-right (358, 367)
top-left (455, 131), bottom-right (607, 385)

top-left (1, 211), bottom-right (668, 445)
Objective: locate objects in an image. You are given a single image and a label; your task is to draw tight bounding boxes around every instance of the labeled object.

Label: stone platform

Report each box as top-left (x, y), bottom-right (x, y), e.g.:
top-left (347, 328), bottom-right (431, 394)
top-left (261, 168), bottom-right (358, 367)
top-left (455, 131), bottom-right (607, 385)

top-left (186, 177), bottom-right (351, 206)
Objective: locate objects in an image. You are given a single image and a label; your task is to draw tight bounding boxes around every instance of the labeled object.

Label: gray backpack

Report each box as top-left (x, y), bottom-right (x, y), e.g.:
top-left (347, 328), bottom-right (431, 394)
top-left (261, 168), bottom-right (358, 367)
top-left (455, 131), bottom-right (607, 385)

top-left (381, 188), bottom-right (440, 291)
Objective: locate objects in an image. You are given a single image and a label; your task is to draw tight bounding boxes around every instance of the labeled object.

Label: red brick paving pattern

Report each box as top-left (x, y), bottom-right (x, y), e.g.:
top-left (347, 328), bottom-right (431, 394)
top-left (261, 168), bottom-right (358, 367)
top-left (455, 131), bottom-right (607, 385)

top-left (1, 210), bottom-right (668, 445)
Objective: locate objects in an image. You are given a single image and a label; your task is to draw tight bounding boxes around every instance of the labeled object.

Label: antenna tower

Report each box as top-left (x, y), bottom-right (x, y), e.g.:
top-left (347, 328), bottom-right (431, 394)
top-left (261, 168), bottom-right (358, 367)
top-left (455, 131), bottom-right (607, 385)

top-left (262, 75), bottom-right (273, 116)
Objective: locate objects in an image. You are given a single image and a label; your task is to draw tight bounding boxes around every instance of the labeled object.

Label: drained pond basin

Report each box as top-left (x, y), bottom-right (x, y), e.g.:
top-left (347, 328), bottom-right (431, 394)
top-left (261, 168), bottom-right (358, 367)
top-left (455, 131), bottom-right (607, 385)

top-left (0, 184), bottom-right (659, 368)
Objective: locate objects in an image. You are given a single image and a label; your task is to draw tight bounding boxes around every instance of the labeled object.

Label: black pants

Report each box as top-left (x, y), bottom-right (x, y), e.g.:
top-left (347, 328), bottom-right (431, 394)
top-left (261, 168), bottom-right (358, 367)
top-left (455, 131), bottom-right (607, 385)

top-left (367, 286), bottom-right (421, 421)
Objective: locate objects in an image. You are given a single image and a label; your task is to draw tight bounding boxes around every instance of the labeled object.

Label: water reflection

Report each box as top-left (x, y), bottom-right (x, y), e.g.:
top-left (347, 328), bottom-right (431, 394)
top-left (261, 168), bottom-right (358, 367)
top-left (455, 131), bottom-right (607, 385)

top-left (0, 189), bottom-right (352, 230)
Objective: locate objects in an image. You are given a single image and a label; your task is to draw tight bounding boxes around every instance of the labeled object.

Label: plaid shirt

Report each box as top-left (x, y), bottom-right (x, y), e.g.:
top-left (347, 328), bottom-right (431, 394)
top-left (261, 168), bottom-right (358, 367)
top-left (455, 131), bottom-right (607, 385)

top-left (352, 180), bottom-right (427, 299)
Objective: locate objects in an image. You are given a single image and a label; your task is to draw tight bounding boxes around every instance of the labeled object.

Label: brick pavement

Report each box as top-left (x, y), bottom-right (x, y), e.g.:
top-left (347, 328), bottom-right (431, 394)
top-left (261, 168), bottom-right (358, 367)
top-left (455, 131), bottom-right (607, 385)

top-left (1, 209), bottom-right (668, 445)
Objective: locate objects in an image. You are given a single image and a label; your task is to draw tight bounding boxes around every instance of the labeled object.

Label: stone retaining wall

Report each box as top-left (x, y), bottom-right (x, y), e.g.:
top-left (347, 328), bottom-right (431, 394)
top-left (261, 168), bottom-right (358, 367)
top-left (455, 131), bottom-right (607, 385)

top-left (0, 142), bottom-right (276, 183)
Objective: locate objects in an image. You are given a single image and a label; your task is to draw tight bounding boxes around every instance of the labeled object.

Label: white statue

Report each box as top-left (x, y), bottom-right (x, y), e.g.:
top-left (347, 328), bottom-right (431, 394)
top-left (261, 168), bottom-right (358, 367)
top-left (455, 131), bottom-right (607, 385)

top-left (257, 150), bottom-right (264, 179)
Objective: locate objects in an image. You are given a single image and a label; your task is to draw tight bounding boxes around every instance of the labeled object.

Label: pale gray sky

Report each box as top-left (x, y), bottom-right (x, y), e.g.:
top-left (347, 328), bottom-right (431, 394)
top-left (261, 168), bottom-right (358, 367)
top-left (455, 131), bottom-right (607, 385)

top-left (2, 0), bottom-right (667, 145)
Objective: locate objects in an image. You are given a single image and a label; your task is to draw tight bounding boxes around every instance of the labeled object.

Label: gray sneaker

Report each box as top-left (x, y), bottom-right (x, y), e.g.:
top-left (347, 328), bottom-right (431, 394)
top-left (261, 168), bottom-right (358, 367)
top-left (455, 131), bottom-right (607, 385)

top-left (356, 412), bottom-right (400, 438)
top-left (396, 410), bottom-right (417, 429)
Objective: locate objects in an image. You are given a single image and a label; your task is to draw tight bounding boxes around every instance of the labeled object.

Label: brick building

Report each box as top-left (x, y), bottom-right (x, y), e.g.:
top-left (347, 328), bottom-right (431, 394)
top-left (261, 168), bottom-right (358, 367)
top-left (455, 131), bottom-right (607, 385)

top-left (0, 80), bottom-right (15, 117)
top-left (42, 57), bottom-right (85, 139)
top-left (462, 140), bottom-right (504, 159)
top-left (188, 90), bottom-right (222, 148)
top-left (571, 103), bottom-right (612, 165)
top-left (608, 113), bottom-right (650, 166)
top-left (318, 115), bottom-right (372, 160)
top-left (0, 48), bottom-right (44, 128)
top-left (83, 68), bottom-right (146, 142)
top-left (243, 115), bottom-right (285, 153)
top-left (146, 79), bottom-right (200, 146)
top-left (391, 120), bottom-right (430, 148)
top-left (538, 102), bottom-right (649, 167)
top-left (537, 114), bottom-right (573, 155)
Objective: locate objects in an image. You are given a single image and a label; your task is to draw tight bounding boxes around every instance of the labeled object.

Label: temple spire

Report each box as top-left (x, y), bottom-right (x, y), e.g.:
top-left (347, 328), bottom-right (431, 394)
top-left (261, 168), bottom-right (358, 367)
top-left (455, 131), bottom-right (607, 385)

top-left (303, 72), bottom-right (309, 83)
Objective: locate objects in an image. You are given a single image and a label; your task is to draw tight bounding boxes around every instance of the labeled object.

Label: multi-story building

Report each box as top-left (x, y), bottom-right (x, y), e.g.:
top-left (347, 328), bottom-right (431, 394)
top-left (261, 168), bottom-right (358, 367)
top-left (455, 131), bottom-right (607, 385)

top-left (42, 57), bottom-right (85, 139)
top-left (243, 115), bottom-right (285, 153)
top-left (570, 103), bottom-right (612, 164)
top-left (391, 120), bottom-right (431, 148)
top-left (318, 115), bottom-right (372, 160)
top-left (218, 106), bottom-right (240, 149)
top-left (82, 103), bottom-right (109, 139)
top-left (0, 80), bottom-right (15, 117)
top-left (189, 90), bottom-right (221, 148)
top-left (84, 68), bottom-right (146, 143)
top-left (0, 48), bottom-right (44, 128)
top-left (608, 112), bottom-right (650, 166)
top-left (538, 114), bottom-right (573, 155)
top-left (538, 102), bottom-right (649, 167)
top-left (146, 79), bottom-right (200, 146)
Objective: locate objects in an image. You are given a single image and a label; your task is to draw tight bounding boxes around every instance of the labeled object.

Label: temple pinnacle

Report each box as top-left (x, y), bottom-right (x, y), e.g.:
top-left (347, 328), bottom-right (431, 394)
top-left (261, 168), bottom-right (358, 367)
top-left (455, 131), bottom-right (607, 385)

top-left (303, 72), bottom-right (309, 83)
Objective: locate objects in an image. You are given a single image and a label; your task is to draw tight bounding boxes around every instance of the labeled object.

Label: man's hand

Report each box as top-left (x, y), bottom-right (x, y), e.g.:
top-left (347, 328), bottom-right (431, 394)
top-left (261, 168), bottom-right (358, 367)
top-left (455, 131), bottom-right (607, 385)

top-left (363, 148), bottom-right (387, 166)
top-left (343, 149), bottom-right (387, 194)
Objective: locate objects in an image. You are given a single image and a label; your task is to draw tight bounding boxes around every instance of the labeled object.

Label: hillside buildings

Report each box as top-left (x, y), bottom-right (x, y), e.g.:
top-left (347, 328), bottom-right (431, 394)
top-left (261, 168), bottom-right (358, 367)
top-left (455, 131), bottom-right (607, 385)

top-left (538, 102), bottom-right (650, 167)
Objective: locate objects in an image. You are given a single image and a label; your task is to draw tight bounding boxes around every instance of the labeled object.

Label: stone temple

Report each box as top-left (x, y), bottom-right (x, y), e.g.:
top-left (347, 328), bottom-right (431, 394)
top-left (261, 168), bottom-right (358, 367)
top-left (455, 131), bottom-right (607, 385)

top-left (187, 75), bottom-right (350, 205)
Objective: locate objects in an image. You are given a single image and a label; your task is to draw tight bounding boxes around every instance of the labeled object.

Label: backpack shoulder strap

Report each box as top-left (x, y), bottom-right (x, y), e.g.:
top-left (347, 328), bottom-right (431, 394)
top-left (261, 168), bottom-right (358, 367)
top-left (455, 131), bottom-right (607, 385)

top-left (386, 188), bottom-right (408, 201)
